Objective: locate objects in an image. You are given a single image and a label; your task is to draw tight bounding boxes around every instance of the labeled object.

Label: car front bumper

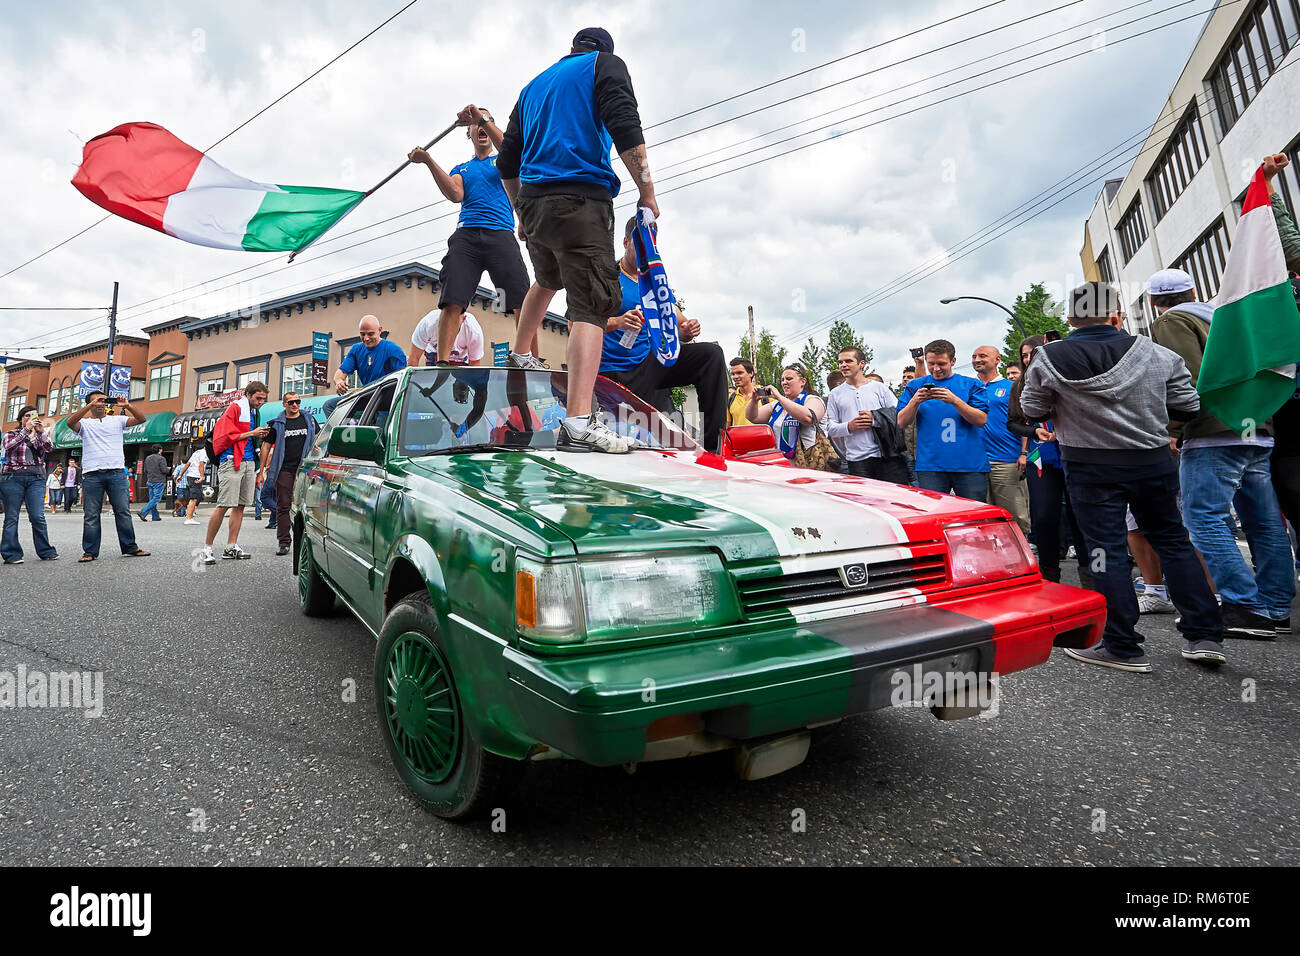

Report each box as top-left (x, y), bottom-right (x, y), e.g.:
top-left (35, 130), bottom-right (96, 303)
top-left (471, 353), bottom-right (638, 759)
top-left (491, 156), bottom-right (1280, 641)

top-left (501, 580), bottom-right (1104, 766)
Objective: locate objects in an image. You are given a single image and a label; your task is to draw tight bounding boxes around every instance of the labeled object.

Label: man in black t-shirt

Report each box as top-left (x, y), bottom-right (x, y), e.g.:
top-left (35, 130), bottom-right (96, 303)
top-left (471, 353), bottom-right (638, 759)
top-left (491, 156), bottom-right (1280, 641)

top-left (259, 392), bottom-right (318, 556)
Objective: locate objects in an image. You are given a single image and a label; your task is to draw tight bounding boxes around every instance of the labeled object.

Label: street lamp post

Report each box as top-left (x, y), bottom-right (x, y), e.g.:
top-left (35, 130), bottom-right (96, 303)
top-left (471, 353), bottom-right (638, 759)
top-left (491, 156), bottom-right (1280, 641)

top-left (940, 295), bottom-right (1028, 343)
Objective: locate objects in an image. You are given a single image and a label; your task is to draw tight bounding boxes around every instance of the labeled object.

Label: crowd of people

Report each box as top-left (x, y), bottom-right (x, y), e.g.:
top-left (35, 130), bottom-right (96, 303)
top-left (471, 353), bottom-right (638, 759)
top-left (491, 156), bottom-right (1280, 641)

top-left (3, 27), bottom-right (1297, 678)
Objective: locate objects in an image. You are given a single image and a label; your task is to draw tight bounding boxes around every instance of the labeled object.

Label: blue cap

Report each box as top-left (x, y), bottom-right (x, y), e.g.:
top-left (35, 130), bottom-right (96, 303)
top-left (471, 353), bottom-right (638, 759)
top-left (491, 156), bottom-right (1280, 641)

top-left (573, 27), bottom-right (614, 54)
top-left (1147, 268), bottom-right (1195, 296)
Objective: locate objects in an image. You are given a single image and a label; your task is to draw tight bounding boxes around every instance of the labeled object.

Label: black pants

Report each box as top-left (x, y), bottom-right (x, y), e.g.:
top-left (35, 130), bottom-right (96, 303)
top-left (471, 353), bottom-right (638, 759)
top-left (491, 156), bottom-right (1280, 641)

top-left (1027, 462), bottom-right (1087, 583)
top-left (1271, 454), bottom-right (1300, 534)
top-left (275, 469), bottom-right (297, 549)
top-left (846, 456), bottom-right (911, 483)
top-left (1066, 459), bottom-right (1222, 656)
top-left (604, 342), bottom-right (728, 453)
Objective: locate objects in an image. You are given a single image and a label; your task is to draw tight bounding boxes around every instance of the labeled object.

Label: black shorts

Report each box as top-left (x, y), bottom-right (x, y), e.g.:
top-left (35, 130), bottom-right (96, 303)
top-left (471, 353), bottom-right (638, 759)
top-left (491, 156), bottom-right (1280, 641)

top-left (439, 227), bottom-right (529, 314)
top-left (515, 194), bottom-right (620, 327)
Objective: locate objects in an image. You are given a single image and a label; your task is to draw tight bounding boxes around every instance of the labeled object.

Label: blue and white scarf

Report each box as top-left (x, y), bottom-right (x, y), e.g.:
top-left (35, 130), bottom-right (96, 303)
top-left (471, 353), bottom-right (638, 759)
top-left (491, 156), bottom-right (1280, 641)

top-left (769, 391), bottom-right (810, 459)
top-left (631, 207), bottom-right (680, 367)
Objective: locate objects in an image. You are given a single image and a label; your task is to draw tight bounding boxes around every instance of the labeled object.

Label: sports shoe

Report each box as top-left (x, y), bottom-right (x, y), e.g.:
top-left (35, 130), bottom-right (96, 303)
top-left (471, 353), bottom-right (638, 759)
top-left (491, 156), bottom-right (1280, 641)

top-left (1272, 616), bottom-right (1291, 634)
top-left (276, 546), bottom-right (290, 556)
top-left (1180, 640), bottom-right (1227, 663)
top-left (506, 351), bottom-right (547, 371)
top-left (1137, 591), bottom-right (1174, 614)
top-left (1221, 603), bottom-right (1278, 639)
top-left (201, 546), bottom-right (216, 565)
top-left (221, 544), bottom-right (252, 561)
top-left (4, 558), bottom-right (23, 565)
top-left (1062, 645), bottom-right (1152, 673)
top-left (184, 518), bottom-right (200, 525)
top-left (557, 417), bottom-right (630, 454)
top-left (136, 511), bottom-right (148, 523)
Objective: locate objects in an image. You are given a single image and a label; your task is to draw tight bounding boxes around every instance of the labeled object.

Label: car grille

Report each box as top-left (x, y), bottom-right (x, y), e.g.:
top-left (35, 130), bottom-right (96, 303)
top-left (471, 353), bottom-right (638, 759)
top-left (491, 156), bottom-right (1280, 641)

top-left (738, 554), bottom-right (948, 613)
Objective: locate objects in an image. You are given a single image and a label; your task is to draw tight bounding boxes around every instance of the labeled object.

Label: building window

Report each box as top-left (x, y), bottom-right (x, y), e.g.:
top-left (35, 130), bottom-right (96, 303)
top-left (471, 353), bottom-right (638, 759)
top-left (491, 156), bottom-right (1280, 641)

top-left (1096, 248), bottom-right (1114, 283)
top-left (198, 371), bottom-right (226, 397)
top-left (1147, 103), bottom-right (1209, 221)
top-left (1209, 0), bottom-right (1300, 136)
top-left (6, 396), bottom-right (24, 423)
top-left (1174, 218), bottom-right (1231, 300)
top-left (1117, 198), bottom-right (1149, 264)
top-left (281, 361), bottom-right (316, 397)
top-left (129, 378), bottom-right (146, 401)
top-left (48, 387), bottom-right (61, 416)
top-left (148, 363), bottom-right (182, 401)
top-left (36, 396), bottom-right (46, 415)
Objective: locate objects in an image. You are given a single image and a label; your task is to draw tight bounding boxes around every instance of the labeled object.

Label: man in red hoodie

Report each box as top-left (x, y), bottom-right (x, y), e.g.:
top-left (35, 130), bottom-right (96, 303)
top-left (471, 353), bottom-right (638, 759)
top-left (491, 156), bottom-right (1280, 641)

top-left (202, 381), bottom-right (269, 564)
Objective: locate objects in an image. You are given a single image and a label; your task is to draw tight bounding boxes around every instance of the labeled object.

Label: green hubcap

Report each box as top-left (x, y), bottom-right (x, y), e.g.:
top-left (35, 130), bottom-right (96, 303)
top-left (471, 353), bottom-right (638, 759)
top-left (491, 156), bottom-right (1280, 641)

top-left (384, 632), bottom-right (460, 783)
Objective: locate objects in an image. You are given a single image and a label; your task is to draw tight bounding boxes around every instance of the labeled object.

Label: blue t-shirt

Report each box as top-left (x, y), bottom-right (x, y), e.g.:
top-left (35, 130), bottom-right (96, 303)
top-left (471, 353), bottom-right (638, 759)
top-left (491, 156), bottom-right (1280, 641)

top-left (599, 271), bottom-right (650, 374)
top-left (897, 373), bottom-right (990, 473)
top-left (451, 154), bottom-right (515, 232)
top-left (981, 377), bottom-right (1022, 464)
top-left (340, 338), bottom-right (407, 386)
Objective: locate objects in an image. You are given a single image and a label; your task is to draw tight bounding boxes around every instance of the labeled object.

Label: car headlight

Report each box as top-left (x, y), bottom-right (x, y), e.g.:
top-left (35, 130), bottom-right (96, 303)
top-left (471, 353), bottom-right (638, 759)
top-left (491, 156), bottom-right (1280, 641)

top-left (515, 552), bottom-right (739, 644)
top-left (943, 519), bottom-right (1037, 586)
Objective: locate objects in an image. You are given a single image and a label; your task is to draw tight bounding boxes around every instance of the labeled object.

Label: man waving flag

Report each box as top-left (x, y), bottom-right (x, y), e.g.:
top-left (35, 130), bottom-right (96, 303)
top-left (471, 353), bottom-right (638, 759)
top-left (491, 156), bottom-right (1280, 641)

top-left (1198, 158), bottom-right (1300, 434)
top-left (72, 122), bottom-right (364, 253)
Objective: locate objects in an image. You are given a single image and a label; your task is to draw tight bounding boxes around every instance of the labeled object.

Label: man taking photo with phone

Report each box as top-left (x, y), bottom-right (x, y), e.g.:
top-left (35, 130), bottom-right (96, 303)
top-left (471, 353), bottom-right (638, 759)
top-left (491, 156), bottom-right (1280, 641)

top-left (67, 391), bottom-right (150, 561)
top-left (202, 381), bottom-right (270, 564)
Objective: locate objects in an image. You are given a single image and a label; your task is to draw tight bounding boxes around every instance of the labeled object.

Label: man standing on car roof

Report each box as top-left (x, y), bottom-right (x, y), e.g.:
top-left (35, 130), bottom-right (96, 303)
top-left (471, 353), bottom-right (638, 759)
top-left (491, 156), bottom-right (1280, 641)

top-left (495, 26), bottom-right (658, 453)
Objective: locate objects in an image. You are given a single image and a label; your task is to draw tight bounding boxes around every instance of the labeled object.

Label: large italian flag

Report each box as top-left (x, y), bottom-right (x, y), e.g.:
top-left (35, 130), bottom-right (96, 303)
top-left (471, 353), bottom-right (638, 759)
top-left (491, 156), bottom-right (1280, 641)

top-left (1198, 165), bottom-right (1300, 433)
top-left (71, 122), bottom-right (364, 253)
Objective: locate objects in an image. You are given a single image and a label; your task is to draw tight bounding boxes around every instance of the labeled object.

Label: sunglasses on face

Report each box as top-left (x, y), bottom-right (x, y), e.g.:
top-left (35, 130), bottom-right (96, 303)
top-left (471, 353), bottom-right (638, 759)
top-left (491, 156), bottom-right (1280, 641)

top-left (286, 400), bottom-right (301, 406)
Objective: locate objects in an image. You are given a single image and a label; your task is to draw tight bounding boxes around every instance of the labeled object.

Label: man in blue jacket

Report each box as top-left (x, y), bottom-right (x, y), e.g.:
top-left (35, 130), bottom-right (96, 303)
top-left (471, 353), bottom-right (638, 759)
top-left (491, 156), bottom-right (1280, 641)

top-left (496, 27), bottom-right (658, 453)
top-left (258, 392), bottom-right (317, 557)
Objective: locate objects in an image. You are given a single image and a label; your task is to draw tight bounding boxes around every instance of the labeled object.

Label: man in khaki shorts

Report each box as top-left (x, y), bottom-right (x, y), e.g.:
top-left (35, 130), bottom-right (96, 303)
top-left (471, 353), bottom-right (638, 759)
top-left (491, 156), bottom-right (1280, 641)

top-left (495, 26), bottom-right (658, 453)
top-left (201, 381), bottom-right (269, 564)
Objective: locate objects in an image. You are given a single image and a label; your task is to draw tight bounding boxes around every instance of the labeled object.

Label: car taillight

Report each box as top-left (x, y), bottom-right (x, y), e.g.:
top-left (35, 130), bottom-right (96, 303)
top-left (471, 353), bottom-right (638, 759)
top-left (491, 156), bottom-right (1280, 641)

top-left (944, 519), bottom-right (1037, 586)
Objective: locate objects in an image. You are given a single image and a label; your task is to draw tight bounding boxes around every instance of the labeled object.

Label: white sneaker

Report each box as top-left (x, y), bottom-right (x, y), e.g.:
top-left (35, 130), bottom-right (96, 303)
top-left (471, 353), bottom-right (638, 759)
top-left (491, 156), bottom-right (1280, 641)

top-left (1137, 591), bottom-right (1174, 614)
top-left (184, 518), bottom-right (200, 525)
top-left (221, 544), bottom-right (251, 560)
top-left (557, 417), bottom-right (630, 454)
top-left (201, 546), bottom-right (216, 566)
top-left (506, 351), bottom-right (547, 370)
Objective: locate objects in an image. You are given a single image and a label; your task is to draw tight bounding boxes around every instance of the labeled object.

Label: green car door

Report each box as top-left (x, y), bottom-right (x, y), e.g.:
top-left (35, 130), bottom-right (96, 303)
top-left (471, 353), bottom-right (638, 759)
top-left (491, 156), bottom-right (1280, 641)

top-left (324, 381), bottom-right (399, 626)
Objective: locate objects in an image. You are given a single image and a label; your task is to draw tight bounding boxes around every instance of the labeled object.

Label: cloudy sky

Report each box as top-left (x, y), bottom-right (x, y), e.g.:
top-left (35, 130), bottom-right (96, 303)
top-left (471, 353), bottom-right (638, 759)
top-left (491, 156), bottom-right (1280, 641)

top-left (0, 0), bottom-right (1211, 381)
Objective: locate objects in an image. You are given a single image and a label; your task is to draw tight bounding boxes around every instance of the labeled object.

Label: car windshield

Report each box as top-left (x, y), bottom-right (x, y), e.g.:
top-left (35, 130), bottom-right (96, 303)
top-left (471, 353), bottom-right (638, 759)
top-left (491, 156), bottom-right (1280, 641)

top-left (398, 368), bottom-right (699, 456)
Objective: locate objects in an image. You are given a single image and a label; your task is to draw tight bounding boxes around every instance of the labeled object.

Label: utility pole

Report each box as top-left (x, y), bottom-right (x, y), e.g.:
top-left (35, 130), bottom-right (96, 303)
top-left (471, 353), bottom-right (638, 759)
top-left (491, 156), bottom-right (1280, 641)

top-left (104, 281), bottom-right (119, 400)
top-left (747, 305), bottom-right (756, 370)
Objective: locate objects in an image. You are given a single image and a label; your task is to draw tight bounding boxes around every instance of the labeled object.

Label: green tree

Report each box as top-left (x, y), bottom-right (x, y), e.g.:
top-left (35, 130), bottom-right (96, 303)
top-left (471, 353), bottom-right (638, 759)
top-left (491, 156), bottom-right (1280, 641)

top-left (1002, 283), bottom-right (1068, 364)
top-left (737, 328), bottom-right (788, 388)
top-left (823, 319), bottom-right (874, 382)
top-left (798, 338), bottom-right (824, 392)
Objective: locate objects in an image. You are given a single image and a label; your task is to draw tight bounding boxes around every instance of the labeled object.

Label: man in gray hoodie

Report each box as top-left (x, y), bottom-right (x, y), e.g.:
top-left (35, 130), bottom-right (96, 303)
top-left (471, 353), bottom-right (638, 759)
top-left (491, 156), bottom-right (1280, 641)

top-left (1021, 281), bottom-right (1224, 671)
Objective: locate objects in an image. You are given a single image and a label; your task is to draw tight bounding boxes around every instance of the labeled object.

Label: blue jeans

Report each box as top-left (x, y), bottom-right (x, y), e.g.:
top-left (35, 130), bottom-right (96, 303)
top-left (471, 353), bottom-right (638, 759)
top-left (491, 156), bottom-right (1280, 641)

top-left (0, 474), bottom-right (56, 561)
top-left (1180, 445), bottom-right (1295, 620)
top-left (81, 469), bottom-right (139, 557)
top-left (139, 480), bottom-right (165, 520)
top-left (1067, 459), bottom-right (1222, 656)
top-left (916, 470), bottom-right (988, 502)
top-left (48, 487), bottom-right (62, 509)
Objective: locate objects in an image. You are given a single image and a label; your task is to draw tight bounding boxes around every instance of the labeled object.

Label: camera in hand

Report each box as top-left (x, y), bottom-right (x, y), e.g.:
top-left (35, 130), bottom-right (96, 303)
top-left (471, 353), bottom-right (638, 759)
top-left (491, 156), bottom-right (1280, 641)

top-left (910, 347), bottom-right (924, 359)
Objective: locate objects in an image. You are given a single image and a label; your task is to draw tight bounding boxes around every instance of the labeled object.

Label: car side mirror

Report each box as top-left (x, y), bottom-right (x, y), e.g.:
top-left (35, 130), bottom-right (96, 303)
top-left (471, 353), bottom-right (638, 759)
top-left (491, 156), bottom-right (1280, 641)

top-left (327, 425), bottom-right (384, 464)
top-left (726, 424), bottom-right (777, 454)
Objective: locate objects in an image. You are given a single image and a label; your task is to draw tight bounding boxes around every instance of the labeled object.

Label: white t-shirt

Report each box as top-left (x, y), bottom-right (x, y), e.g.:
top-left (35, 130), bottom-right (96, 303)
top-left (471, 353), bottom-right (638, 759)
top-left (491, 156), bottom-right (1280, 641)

top-left (410, 310), bottom-right (485, 365)
top-left (185, 448), bottom-right (209, 479)
top-left (77, 415), bottom-right (127, 472)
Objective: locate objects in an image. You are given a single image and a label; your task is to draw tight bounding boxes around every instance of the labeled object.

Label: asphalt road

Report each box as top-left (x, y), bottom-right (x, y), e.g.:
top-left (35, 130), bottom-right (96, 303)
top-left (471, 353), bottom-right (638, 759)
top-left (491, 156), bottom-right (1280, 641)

top-left (1, 510), bottom-right (1296, 866)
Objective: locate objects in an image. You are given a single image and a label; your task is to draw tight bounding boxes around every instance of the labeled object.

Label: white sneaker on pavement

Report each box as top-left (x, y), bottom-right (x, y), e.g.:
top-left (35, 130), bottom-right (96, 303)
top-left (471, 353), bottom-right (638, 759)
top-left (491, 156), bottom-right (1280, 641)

top-left (184, 518), bottom-right (200, 525)
top-left (201, 546), bottom-right (216, 565)
top-left (1137, 591), bottom-right (1174, 614)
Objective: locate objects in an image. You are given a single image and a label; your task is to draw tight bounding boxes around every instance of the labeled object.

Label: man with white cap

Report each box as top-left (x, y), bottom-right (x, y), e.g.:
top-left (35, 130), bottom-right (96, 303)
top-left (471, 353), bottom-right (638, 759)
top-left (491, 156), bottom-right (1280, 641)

top-left (1149, 267), bottom-right (1294, 639)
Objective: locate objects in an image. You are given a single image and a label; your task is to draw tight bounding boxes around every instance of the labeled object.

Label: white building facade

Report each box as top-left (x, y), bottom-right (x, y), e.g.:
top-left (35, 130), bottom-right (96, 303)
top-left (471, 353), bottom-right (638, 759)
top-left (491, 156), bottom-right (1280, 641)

top-left (1081, 0), bottom-right (1300, 334)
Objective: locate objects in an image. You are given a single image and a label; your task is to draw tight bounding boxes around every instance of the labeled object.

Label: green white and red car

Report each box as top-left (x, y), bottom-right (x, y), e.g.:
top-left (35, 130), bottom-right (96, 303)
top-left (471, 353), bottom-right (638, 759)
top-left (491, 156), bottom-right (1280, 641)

top-left (291, 367), bottom-right (1105, 819)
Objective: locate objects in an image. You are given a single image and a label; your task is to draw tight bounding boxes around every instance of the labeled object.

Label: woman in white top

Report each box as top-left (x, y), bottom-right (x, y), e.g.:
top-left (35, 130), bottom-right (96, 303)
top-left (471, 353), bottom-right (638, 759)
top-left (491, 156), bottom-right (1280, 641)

top-left (744, 363), bottom-right (825, 460)
top-left (46, 466), bottom-right (63, 512)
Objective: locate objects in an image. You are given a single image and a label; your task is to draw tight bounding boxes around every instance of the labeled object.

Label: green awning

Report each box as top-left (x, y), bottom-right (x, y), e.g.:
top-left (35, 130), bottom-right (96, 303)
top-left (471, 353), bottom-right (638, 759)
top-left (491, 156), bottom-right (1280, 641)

top-left (53, 412), bottom-right (177, 450)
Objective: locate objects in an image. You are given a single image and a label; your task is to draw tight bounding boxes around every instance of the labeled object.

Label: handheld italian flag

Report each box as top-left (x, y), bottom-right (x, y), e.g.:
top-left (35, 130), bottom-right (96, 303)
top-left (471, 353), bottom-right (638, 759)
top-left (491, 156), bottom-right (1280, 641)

top-left (72, 122), bottom-right (364, 254)
top-left (1025, 447), bottom-right (1043, 474)
top-left (1197, 165), bottom-right (1300, 433)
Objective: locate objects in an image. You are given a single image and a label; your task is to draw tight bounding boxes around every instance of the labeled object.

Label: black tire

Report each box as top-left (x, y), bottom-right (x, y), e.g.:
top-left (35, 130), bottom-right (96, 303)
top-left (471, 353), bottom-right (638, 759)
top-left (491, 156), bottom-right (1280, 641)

top-left (297, 531), bottom-right (335, 617)
top-left (375, 591), bottom-right (522, 820)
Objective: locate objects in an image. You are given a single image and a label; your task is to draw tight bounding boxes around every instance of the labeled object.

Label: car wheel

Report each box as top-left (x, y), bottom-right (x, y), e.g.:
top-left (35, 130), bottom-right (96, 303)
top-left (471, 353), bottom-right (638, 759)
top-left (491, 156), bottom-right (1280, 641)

top-left (375, 591), bottom-right (521, 820)
top-left (297, 532), bottom-right (334, 617)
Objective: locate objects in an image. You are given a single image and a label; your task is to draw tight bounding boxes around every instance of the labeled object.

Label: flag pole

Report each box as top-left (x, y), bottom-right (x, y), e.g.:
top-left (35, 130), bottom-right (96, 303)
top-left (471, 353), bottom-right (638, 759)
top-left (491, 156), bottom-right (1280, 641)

top-left (288, 120), bottom-right (461, 263)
